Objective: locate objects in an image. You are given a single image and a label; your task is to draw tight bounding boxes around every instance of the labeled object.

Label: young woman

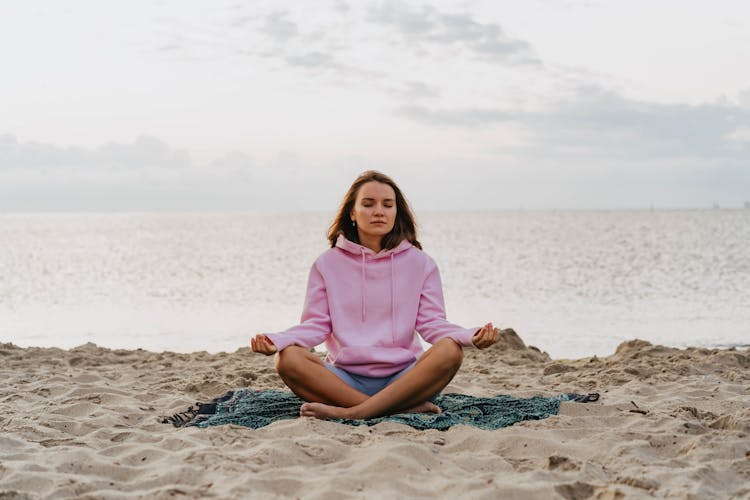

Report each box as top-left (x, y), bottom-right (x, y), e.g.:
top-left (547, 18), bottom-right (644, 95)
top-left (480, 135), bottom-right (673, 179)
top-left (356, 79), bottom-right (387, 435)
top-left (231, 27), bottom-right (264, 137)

top-left (251, 170), bottom-right (498, 420)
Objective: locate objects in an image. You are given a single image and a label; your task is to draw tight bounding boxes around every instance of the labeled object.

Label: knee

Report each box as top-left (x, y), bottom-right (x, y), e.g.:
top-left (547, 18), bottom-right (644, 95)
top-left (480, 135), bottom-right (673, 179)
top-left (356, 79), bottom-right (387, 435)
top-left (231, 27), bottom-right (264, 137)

top-left (275, 345), bottom-right (306, 379)
top-left (435, 338), bottom-right (464, 369)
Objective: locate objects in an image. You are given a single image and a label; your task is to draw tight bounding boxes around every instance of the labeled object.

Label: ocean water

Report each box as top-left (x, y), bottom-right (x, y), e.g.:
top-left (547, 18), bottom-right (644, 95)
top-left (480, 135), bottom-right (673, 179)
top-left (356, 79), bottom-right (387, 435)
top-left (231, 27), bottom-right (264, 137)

top-left (1, 210), bottom-right (748, 359)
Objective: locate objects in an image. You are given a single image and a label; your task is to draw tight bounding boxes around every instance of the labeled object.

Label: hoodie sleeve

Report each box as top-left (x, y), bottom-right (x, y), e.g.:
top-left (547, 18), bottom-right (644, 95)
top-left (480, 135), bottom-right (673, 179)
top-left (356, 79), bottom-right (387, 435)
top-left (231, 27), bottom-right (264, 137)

top-left (265, 263), bottom-right (332, 351)
top-left (415, 261), bottom-right (479, 347)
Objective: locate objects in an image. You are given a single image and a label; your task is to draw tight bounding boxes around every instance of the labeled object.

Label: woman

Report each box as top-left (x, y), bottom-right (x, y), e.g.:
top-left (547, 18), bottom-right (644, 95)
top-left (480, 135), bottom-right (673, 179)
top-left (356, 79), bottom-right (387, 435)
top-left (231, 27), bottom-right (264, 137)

top-left (251, 170), bottom-right (498, 420)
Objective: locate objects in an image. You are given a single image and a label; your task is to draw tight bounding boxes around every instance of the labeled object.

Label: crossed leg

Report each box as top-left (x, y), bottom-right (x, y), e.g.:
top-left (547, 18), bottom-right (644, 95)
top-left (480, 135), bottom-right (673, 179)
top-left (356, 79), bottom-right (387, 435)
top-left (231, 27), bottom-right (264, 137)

top-left (275, 338), bottom-right (464, 420)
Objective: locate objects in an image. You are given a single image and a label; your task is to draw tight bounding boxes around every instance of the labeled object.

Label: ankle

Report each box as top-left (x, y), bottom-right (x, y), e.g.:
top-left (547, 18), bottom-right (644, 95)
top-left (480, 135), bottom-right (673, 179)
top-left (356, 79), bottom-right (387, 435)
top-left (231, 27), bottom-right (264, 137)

top-left (343, 406), bottom-right (365, 420)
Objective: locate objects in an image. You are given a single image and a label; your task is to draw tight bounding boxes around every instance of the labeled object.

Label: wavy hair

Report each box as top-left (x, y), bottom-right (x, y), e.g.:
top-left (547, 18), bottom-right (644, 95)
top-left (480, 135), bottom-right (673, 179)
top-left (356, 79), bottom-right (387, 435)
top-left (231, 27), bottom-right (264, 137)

top-left (327, 170), bottom-right (422, 250)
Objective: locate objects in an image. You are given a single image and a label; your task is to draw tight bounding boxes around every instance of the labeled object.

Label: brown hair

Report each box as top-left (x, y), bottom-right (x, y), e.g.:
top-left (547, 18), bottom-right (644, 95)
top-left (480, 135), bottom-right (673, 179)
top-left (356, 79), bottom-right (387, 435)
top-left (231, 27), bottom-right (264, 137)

top-left (327, 170), bottom-right (422, 250)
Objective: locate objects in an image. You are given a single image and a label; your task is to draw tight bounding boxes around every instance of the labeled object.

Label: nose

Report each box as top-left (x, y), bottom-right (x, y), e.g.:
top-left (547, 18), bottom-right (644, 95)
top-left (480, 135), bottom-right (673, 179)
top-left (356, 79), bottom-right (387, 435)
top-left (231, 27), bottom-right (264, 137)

top-left (373, 204), bottom-right (385, 215)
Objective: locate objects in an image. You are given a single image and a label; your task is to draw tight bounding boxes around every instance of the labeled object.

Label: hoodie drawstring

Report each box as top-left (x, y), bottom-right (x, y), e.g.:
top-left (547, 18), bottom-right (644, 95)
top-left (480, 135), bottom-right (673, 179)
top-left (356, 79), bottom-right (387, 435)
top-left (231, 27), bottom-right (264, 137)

top-left (390, 252), bottom-right (396, 343)
top-left (360, 249), bottom-right (366, 322)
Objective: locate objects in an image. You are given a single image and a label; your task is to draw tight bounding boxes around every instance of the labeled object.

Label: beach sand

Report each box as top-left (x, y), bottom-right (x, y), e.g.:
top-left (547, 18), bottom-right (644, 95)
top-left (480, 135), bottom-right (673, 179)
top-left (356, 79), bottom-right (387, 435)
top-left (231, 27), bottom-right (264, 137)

top-left (1, 331), bottom-right (748, 499)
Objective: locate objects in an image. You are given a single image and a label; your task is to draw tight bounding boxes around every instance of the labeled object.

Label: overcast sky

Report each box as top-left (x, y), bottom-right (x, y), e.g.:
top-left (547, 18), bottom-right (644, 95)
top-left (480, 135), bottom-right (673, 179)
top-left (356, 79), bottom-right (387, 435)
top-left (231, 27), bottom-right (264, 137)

top-left (1, 0), bottom-right (749, 212)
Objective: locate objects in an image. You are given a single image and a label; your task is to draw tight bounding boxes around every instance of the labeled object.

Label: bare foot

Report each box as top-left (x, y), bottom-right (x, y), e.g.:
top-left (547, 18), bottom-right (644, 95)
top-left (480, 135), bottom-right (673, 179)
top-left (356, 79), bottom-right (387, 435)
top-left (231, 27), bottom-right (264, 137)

top-left (299, 401), bottom-right (442, 420)
top-left (397, 401), bottom-right (442, 415)
top-left (299, 402), bottom-right (350, 420)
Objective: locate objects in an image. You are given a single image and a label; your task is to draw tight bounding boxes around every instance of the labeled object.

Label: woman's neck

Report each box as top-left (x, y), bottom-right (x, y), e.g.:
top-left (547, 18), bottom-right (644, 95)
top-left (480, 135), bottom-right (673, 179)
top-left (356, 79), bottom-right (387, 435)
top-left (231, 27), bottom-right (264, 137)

top-left (357, 233), bottom-right (382, 253)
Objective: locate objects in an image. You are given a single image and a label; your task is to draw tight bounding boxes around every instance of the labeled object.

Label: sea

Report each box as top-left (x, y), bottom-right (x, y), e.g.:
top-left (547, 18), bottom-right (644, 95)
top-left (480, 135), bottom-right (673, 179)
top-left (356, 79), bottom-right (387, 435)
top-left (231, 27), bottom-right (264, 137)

top-left (1, 210), bottom-right (748, 359)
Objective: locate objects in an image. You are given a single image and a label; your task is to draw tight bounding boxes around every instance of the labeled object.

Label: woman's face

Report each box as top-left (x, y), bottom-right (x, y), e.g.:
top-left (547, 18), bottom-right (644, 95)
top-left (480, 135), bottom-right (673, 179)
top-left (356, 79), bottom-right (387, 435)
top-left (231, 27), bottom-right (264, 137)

top-left (350, 181), bottom-right (397, 240)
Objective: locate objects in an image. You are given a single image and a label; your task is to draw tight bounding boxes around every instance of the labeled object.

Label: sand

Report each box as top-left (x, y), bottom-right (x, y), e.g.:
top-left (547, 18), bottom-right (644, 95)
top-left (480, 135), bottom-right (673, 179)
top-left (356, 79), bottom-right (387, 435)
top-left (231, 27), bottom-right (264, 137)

top-left (1, 331), bottom-right (748, 499)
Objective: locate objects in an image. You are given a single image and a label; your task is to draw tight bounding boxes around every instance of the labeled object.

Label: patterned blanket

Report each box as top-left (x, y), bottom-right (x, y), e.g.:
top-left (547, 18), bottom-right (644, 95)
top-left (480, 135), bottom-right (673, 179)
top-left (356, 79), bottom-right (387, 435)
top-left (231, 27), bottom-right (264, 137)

top-left (162, 389), bottom-right (599, 431)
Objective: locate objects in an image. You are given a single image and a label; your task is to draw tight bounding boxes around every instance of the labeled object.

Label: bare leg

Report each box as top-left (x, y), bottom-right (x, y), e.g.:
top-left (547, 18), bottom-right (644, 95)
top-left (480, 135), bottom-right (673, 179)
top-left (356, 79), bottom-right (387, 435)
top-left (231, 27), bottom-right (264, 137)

top-left (275, 346), bottom-right (369, 407)
top-left (299, 338), bottom-right (463, 420)
top-left (276, 346), bottom-right (439, 416)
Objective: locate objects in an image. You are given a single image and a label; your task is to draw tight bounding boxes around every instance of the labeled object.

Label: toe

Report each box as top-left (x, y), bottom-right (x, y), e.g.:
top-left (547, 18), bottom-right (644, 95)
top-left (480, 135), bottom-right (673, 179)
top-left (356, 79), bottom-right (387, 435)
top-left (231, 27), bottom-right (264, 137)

top-left (299, 403), bottom-right (313, 416)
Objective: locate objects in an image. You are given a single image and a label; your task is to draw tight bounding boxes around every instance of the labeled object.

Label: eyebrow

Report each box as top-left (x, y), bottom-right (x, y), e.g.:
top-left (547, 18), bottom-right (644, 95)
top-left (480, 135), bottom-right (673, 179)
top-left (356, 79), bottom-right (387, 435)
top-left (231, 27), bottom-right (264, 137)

top-left (361, 197), bottom-right (395, 202)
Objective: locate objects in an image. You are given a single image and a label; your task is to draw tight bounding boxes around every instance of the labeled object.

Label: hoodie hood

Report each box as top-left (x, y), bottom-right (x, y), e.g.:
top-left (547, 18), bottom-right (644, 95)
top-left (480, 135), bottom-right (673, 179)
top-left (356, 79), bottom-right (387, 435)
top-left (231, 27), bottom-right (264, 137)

top-left (335, 233), bottom-right (413, 257)
top-left (335, 234), bottom-right (413, 332)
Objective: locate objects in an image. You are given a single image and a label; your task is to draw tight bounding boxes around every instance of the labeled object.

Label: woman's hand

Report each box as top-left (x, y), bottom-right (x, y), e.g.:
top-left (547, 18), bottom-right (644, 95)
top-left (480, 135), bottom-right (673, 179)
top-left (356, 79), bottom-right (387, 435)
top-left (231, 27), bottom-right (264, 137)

top-left (251, 334), bottom-right (278, 355)
top-left (472, 322), bottom-right (499, 349)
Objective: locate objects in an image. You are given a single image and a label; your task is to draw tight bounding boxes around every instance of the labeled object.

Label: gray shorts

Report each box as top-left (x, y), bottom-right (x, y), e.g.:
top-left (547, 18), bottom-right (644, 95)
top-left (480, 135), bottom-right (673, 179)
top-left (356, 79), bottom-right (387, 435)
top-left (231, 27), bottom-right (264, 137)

top-left (324, 362), bottom-right (440, 403)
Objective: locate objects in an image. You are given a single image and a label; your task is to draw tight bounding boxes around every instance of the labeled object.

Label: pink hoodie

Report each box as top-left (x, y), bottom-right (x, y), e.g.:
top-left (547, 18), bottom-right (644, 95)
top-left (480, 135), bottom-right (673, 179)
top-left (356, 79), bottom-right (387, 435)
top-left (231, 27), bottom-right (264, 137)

top-left (266, 234), bottom-right (478, 377)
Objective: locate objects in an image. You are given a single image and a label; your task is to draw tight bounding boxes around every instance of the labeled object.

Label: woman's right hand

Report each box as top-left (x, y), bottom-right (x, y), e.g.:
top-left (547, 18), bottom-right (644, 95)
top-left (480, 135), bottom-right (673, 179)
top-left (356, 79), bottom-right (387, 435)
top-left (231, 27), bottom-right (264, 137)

top-left (251, 334), bottom-right (278, 355)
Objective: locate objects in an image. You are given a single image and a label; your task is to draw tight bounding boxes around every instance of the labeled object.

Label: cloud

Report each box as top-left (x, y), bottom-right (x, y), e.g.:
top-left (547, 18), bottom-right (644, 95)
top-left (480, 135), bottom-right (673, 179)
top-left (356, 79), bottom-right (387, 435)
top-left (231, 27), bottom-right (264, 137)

top-left (97, 136), bottom-right (191, 170)
top-left (388, 81), bottom-right (441, 101)
top-left (737, 87), bottom-right (750, 108)
top-left (397, 105), bottom-right (515, 126)
top-left (155, 43), bottom-right (181, 53)
top-left (533, 88), bottom-right (750, 161)
top-left (333, 0), bottom-right (350, 14)
top-left (207, 151), bottom-right (254, 181)
top-left (367, 1), bottom-right (539, 65)
top-left (283, 51), bottom-right (335, 68)
top-left (248, 9), bottom-right (377, 79)
top-left (727, 127), bottom-right (750, 143)
top-left (232, 1), bottom-right (539, 89)
top-left (0, 134), bottom-right (190, 172)
top-left (231, 15), bottom-right (254, 28)
top-left (0, 134), bottom-right (264, 212)
top-left (0, 134), bottom-right (88, 170)
top-left (262, 11), bottom-right (299, 42)
top-left (395, 87), bottom-right (750, 162)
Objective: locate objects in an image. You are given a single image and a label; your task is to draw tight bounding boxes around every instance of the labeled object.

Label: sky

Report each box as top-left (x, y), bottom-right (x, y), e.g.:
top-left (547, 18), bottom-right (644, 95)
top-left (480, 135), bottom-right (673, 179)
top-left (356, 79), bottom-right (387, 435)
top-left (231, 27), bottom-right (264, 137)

top-left (1, 0), bottom-right (749, 212)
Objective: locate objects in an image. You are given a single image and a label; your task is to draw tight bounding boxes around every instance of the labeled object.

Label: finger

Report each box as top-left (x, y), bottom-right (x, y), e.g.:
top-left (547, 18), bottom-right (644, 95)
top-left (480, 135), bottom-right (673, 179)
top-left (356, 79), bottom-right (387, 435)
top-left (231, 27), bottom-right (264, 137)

top-left (475, 332), bottom-right (485, 347)
top-left (250, 337), bottom-right (256, 351)
top-left (483, 324), bottom-right (493, 342)
top-left (482, 330), bottom-right (492, 343)
top-left (263, 338), bottom-right (276, 354)
top-left (477, 325), bottom-right (494, 348)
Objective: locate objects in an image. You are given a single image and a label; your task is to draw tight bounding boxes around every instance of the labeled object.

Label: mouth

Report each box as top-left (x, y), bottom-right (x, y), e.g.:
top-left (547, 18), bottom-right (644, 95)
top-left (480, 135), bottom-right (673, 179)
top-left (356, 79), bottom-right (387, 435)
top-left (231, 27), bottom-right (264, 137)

top-left (371, 221), bottom-right (387, 225)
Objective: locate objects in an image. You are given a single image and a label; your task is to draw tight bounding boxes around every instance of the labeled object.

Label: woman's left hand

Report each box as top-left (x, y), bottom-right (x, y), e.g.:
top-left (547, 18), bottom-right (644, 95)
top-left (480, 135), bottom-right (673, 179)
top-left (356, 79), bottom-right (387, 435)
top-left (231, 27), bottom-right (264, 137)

top-left (472, 322), bottom-right (499, 349)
